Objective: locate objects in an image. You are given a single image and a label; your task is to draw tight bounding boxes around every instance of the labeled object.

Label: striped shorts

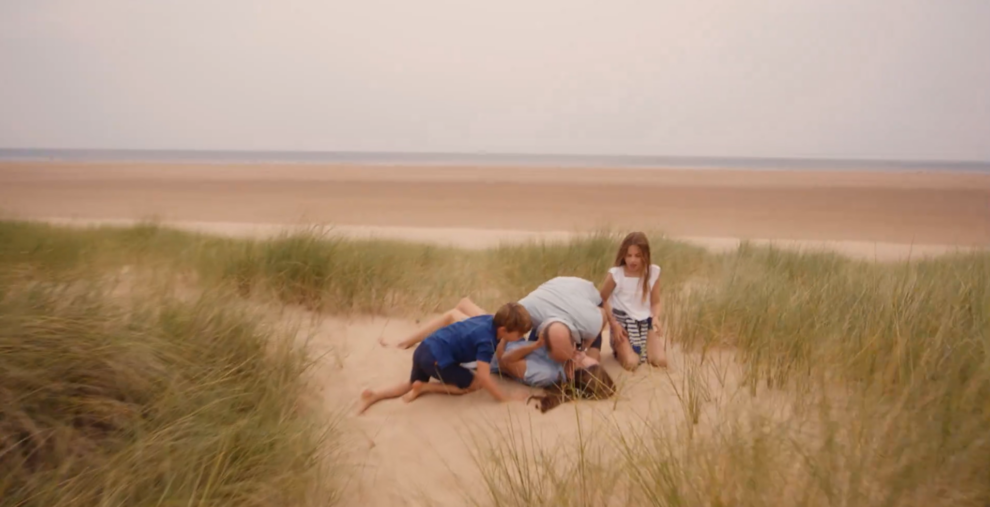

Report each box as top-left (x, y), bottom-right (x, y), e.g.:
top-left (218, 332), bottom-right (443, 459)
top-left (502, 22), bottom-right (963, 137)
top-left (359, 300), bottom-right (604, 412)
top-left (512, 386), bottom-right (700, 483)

top-left (612, 309), bottom-right (652, 363)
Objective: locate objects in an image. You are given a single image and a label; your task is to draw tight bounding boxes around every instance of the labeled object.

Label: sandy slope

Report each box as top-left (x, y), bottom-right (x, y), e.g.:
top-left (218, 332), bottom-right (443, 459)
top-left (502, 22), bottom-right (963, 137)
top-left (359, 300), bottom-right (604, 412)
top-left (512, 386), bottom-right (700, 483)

top-left (299, 312), bottom-right (717, 507)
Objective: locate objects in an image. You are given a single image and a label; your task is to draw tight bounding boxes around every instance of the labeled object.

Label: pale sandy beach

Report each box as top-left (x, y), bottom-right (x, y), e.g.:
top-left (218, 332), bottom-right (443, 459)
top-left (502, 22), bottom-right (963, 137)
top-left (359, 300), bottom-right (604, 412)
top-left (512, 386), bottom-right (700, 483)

top-left (2, 162), bottom-right (989, 249)
top-left (3, 161), bottom-right (990, 506)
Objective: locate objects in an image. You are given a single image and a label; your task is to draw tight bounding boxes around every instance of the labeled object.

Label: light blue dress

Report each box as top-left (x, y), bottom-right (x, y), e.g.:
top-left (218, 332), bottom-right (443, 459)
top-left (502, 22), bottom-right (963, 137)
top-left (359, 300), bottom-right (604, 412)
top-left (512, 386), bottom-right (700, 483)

top-left (490, 340), bottom-right (566, 388)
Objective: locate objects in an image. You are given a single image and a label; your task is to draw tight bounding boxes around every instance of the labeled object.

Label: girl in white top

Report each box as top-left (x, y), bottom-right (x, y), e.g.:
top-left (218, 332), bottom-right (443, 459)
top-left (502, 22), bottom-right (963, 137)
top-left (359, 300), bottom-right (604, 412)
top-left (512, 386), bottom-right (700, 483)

top-left (599, 232), bottom-right (668, 370)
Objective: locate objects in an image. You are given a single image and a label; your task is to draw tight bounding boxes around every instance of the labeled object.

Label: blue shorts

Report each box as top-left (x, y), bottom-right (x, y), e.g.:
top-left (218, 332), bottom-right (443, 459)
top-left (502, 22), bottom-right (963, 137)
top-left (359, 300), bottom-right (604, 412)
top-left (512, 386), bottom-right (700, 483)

top-left (589, 332), bottom-right (603, 350)
top-left (410, 343), bottom-right (475, 389)
top-left (610, 310), bottom-right (652, 362)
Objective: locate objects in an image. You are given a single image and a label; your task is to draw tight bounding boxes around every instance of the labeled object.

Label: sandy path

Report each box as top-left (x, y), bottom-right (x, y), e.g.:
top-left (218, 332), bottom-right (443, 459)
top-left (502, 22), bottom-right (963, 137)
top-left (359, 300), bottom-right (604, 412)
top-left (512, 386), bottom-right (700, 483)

top-left (2, 162), bottom-right (988, 247)
top-left (299, 312), bottom-right (709, 507)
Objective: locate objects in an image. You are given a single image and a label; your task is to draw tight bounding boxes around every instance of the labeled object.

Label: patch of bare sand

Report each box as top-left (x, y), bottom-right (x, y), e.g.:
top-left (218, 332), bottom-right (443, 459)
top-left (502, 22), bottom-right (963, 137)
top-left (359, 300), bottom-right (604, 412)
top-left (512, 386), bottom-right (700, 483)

top-left (286, 307), bottom-right (756, 507)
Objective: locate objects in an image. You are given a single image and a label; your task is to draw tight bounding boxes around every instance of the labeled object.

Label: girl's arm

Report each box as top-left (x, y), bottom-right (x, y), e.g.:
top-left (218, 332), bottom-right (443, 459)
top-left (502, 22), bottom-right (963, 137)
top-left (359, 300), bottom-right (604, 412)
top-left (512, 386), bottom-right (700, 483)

top-left (650, 275), bottom-right (663, 330)
top-left (599, 273), bottom-right (626, 340)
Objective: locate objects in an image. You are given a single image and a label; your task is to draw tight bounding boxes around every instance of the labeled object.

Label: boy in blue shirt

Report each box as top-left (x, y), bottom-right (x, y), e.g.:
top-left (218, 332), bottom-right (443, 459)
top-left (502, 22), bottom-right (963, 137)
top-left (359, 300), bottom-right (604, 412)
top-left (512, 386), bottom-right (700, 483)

top-left (358, 302), bottom-right (532, 414)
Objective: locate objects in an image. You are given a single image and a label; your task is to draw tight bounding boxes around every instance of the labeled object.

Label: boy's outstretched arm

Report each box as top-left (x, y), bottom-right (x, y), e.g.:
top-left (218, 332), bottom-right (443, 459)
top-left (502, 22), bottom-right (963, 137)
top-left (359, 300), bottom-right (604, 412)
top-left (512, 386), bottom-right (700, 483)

top-left (474, 361), bottom-right (511, 402)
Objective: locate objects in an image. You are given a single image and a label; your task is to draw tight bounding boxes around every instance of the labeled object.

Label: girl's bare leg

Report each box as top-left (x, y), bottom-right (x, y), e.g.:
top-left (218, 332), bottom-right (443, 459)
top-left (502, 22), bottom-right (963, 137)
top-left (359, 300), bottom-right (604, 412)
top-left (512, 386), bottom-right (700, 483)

top-left (455, 296), bottom-right (488, 317)
top-left (613, 338), bottom-right (641, 371)
top-left (393, 309), bottom-right (469, 349)
top-left (403, 380), bottom-right (477, 402)
top-left (358, 381), bottom-right (412, 415)
top-left (646, 328), bottom-right (668, 368)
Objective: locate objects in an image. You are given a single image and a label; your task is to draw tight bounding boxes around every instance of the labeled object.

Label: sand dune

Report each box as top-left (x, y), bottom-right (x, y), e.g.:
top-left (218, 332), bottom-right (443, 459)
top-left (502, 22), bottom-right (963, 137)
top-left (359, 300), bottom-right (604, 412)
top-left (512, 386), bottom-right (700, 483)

top-left (3, 161), bottom-right (988, 505)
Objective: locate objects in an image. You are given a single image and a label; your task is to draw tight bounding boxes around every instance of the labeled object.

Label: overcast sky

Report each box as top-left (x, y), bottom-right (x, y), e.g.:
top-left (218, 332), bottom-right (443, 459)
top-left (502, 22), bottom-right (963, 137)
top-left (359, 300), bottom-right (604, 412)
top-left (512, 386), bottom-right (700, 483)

top-left (1, 1), bottom-right (988, 161)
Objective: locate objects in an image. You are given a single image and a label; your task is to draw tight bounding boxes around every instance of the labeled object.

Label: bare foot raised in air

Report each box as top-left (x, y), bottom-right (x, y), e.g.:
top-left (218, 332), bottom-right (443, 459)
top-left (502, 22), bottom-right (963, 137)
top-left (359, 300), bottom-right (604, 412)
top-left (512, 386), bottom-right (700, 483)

top-left (357, 389), bottom-right (376, 415)
top-left (377, 335), bottom-right (414, 349)
top-left (403, 381), bottom-right (425, 402)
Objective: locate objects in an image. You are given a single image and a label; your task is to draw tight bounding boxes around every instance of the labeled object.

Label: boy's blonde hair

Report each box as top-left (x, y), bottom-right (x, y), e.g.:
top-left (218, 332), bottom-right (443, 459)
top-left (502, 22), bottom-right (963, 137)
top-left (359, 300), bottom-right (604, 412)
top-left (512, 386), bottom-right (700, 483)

top-left (493, 302), bottom-right (532, 334)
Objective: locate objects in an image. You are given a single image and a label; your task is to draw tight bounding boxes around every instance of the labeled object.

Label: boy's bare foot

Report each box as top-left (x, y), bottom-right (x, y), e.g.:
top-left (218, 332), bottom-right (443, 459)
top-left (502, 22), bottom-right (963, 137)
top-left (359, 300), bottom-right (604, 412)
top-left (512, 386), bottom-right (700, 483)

top-left (403, 381), bottom-right (425, 402)
top-left (357, 389), bottom-right (376, 415)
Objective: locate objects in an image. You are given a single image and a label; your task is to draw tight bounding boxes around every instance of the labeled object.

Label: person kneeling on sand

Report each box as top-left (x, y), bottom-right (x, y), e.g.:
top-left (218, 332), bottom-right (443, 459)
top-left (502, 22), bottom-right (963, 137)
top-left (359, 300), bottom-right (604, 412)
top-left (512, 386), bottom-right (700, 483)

top-left (358, 302), bottom-right (532, 415)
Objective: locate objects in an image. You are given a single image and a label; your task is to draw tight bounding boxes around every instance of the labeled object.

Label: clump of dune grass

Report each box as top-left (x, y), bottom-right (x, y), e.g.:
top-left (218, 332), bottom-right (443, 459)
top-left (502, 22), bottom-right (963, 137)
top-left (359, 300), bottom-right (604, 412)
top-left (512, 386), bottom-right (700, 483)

top-left (476, 243), bottom-right (990, 507)
top-left (1, 221), bottom-right (713, 317)
top-left (468, 411), bottom-right (625, 507)
top-left (477, 365), bottom-right (990, 507)
top-left (671, 244), bottom-right (989, 393)
top-left (0, 277), bottom-right (338, 507)
top-left (194, 228), bottom-right (487, 313)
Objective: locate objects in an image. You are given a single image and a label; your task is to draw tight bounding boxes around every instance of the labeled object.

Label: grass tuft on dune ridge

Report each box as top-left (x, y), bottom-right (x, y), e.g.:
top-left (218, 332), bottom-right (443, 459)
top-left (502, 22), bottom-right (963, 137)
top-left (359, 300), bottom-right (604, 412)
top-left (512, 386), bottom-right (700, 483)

top-left (0, 276), bottom-right (338, 507)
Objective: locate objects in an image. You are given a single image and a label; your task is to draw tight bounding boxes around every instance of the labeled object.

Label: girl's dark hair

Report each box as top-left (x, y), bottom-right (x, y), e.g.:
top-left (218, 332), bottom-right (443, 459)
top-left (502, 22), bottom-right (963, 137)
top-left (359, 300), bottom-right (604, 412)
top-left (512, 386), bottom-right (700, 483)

top-left (614, 231), bottom-right (652, 303)
top-left (527, 364), bottom-right (616, 413)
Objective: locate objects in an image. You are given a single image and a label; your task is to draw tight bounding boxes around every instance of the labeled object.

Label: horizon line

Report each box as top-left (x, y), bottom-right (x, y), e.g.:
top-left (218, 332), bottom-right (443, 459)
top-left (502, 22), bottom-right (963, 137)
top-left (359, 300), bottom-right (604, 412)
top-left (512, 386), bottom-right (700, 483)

top-left (1, 148), bottom-right (989, 170)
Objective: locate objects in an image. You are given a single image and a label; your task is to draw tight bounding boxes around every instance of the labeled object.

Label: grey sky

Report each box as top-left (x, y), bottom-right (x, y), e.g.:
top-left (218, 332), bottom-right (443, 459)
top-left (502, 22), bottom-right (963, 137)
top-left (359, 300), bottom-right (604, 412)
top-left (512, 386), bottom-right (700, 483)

top-left (1, 1), bottom-right (988, 160)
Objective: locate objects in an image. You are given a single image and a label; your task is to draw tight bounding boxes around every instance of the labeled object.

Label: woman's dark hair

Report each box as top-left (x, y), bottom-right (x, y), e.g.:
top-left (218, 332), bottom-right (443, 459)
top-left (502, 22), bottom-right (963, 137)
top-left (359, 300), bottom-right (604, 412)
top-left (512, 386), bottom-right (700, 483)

top-left (527, 364), bottom-right (616, 413)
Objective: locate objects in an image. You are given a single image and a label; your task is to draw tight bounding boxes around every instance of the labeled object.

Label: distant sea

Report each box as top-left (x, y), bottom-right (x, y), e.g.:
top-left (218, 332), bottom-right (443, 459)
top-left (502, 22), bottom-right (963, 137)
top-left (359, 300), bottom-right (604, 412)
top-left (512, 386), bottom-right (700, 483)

top-left (1, 149), bottom-right (988, 173)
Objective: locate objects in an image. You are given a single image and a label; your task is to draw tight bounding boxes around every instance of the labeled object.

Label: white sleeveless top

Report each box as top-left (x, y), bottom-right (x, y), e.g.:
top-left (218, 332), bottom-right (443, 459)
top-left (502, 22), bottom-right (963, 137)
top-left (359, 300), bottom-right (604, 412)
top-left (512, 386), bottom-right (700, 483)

top-left (607, 264), bottom-right (660, 321)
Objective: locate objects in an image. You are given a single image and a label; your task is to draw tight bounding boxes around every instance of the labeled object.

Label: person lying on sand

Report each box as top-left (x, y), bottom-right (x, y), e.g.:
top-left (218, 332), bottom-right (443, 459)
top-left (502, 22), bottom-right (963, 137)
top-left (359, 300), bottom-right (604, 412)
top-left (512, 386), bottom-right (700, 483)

top-left (395, 277), bottom-right (609, 366)
top-left (357, 302), bottom-right (532, 415)
top-left (393, 296), bottom-right (603, 389)
top-left (450, 296), bottom-right (618, 410)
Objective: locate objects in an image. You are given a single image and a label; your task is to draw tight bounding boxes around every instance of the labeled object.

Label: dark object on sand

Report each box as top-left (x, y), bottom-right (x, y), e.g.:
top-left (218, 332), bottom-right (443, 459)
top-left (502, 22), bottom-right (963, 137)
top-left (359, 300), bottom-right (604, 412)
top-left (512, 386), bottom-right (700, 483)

top-left (527, 364), bottom-right (616, 413)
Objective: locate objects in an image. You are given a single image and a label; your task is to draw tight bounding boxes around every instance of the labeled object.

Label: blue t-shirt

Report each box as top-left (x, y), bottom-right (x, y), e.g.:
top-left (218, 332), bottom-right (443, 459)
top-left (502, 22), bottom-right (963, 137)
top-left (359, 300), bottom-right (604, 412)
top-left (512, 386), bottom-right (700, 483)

top-left (425, 315), bottom-right (499, 369)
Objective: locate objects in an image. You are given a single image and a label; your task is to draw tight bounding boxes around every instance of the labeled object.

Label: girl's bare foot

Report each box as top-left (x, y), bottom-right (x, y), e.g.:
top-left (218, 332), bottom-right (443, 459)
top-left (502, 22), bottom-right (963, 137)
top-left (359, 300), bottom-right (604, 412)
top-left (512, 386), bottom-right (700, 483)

top-left (357, 389), bottom-right (376, 415)
top-left (403, 381), bottom-right (425, 402)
